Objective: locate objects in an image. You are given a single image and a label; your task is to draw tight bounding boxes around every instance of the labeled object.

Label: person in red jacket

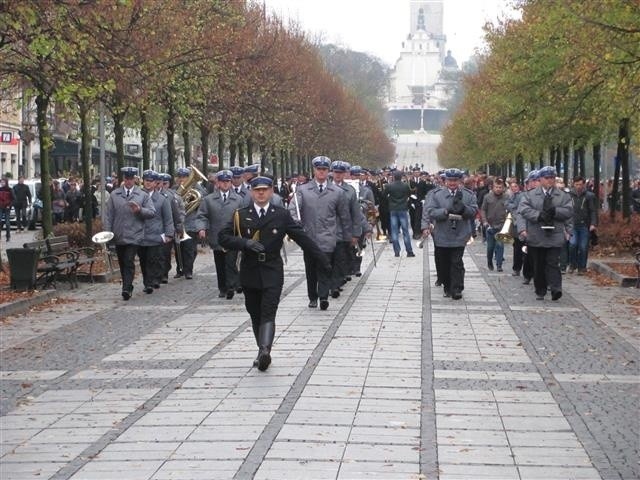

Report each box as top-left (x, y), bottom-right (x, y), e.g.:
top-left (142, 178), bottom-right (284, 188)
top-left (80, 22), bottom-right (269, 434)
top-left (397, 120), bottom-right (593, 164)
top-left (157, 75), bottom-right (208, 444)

top-left (0, 178), bottom-right (16, 241)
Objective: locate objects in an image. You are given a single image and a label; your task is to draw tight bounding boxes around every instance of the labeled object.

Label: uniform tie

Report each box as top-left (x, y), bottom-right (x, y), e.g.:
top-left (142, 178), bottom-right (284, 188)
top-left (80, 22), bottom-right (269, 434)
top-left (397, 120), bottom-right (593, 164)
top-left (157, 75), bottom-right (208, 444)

top-left (222, 192), bottom-right (227, 203)
top-left (319, 184), bottom-right (324, 193)
top-left (259, 207), bottom-right (265, 218)
top-left (235, 187), bottom-right (240, 194)
top-left (126, 189), bottom-right (130, 198)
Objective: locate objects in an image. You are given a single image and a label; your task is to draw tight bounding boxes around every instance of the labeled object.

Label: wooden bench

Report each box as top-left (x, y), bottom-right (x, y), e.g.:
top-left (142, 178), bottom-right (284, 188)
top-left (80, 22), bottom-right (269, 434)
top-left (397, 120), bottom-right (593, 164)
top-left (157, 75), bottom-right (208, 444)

top-left (22, 236), bottom-right (97, 289)
top-left (46, 236), bottom-right (97, 285)
top-left (22, 239), bottom-right (77, 289)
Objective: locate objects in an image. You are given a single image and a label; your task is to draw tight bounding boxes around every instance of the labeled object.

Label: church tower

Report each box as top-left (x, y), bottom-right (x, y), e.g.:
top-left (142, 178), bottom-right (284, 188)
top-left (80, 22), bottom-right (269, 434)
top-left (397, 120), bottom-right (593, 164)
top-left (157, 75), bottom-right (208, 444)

top-left (387, 0), bottom-right (459, 132)
top-left (410, 1), bottom-right (444, 38)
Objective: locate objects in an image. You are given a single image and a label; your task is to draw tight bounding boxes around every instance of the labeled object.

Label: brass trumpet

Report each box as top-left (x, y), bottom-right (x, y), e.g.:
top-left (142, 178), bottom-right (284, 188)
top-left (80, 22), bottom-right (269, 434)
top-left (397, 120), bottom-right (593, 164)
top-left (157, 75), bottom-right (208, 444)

top-left (177, 165), bottom-right (207, 215)
top-left (496, 213), bottom-right (514, 244)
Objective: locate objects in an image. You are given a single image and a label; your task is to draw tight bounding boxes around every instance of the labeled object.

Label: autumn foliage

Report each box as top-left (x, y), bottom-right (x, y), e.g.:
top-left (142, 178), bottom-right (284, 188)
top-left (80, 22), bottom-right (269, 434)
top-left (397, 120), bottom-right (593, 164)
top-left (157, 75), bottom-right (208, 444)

top-left (438, 0), bottom-right (639, 218)
top-left (0, 0), bottom-right (393, 236)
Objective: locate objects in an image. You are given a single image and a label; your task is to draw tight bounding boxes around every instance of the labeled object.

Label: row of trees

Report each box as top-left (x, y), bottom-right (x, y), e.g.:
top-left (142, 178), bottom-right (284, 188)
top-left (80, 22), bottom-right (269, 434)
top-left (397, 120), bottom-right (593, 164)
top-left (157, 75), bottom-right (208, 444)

top-left (0, 0), bottom-right (394, 238)
top-left (438, 0), bottom-right (639, 219)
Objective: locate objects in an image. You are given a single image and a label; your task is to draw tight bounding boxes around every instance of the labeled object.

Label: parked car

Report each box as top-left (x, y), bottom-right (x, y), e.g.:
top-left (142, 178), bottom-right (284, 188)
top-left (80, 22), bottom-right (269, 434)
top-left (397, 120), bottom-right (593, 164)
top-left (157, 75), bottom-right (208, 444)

top-left (7, 179), bottom-right (42, 229)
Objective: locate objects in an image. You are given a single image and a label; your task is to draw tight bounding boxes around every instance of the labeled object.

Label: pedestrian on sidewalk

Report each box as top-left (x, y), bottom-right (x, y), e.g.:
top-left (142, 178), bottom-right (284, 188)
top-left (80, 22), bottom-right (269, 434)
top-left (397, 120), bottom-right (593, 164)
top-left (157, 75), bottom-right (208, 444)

top-left (196, 170), bottom-right (244, 299)
top-left (481, 178), bottom-right (508, 272)
top-left (220, 176), bottom-right (330, 371)
top-left (0, 178), bottom-right (14, 241)
top-left (515, 170), bottom-right (540, 285)
top-left (103, 167), bottom-right (156, 300)
top-left (289, 156), bottom-right (351, 311)
top-left (12, 176), bottom-right (31, 232)
top-left (506, 179), bottom-right (524, 276)
top-left (517, 166), bottom-right (573, 301)
top-left (330, 160), bottom-right (363, 296)
top-left (173, 168), bottom-right (205, 280)
top-left (425, 168), bottom-right (478, 300)
top-left (158, 173), bottom-right (185, 284)
top-left (568, 176), bottom-right (598, 275)
top-left (138, 170), bottom-right (174, 294)
top-left (385, 170), bottom-right (415, 257)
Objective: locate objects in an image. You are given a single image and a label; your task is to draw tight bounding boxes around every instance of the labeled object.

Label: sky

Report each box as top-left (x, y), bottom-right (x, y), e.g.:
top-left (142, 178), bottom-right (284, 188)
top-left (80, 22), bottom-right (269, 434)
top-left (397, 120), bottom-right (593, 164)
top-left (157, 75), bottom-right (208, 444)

top-left (263, 0), bottom-right (518, 67)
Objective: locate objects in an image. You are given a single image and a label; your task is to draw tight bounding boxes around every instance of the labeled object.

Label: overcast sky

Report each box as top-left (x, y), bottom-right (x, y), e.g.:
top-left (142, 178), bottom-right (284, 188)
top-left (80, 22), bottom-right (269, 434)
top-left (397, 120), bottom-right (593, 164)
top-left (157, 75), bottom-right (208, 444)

top-left (263, 0), bottom-right (518, 67)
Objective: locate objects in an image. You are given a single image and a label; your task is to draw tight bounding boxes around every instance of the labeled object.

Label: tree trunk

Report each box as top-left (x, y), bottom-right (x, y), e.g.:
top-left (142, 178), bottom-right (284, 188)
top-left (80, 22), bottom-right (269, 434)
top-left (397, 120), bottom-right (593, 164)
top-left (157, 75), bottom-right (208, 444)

top-left (229, 139), bottom-right (237, 166)
top-left (113, 111), bottom-right (125, 181)
top-left (200, 124), bottom-right (210, 174)
top-left (515, 154), bottom-right (524, 185)
top-left (141, 109), bottom-right (150, 171)
top-left (554, 145), bottom-right (561, 174)
top-left (246, 137), bottom-right (253, 165)
top-left (183, 121), bottom-right (191, 167)
top-left (610, 147), bottom-right (621, 219)
top-left (238, 140), bottom-right (245, 167)
top-left (592, 143), bottom-right (601, 204)
top-left (619, 118), bottom-right (631, 219)
top-left (217, 132), bottom-right (225, 170)
top-left (271, 149), bottom-right (278, 180)
top-left (166, 105), bottom-right (176, 179)
top-left (36, 94), bottom-right (53, 238)
top-left (79, 102), bottom-right (93, 243)
top-left (260, 144), bottom-right (268, 175)
top-left (572, 144), bottom-right (579, 179)
top-left (562, 145), bottom-right (569, 185)
top-left (578, 145), bottom-right (585, 178)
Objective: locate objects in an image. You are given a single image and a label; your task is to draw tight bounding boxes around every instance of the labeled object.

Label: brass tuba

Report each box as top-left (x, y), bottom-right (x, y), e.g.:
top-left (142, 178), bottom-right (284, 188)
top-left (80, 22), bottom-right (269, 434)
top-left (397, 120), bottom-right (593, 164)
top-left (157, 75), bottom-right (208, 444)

top-left (177, 165), bottom-right (207, 215)
top-left (496, 212), bottom-right (514, 244)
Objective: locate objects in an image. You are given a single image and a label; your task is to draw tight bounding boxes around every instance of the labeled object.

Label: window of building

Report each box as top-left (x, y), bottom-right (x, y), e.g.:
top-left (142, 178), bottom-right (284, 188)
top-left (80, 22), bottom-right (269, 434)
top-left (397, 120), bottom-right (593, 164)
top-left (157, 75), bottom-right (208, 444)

top-left (417, 8), bottom-right (426, 30)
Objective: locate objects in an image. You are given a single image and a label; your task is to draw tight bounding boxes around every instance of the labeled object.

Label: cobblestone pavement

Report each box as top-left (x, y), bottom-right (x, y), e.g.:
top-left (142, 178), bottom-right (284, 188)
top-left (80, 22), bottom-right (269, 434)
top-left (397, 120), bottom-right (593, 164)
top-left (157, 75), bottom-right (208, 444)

top-left (0, 237), bottom-right (638, 480)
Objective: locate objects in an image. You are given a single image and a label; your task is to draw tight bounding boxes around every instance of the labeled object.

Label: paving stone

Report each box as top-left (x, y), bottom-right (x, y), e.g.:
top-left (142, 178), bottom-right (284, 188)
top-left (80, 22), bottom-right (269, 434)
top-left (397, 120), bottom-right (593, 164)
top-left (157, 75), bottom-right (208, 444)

top-left (255, 460), bottom-right (340, 480)
top-left (437, 429), bottom-right (509, 447)
top-left (265, 441), bottom-right (346, 461)
top-left (437, 463), bottom-right (520, 479)
top-left (438, 445), bottom-right (515, 465)
top-left (342, 443), bottom-right (419, 463)
top-left (517, 465), bottom-right (602, 479)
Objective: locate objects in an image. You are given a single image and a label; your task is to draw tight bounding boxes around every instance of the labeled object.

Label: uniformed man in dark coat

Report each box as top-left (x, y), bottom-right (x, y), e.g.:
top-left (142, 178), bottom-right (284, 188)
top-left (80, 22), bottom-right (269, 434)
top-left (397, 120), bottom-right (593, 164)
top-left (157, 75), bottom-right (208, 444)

top-left (196, 170), bottom-right (244, 298)
top-left (517, 166), bottom-right (573, 300)
top-left (230, 166), bottom-right (250, 204)
top-left (139, 170), bottom-right (174, 293)
top-left (289, 156), bottom-right (351, 311)
top-left (158, 173), bottom-right (185, 284)
top-left (219, 176), bottom-right (330, 371)
top-left (425, 168), bottom-right (478, 300)
top-left (103, 167), bottom-right (156, 300)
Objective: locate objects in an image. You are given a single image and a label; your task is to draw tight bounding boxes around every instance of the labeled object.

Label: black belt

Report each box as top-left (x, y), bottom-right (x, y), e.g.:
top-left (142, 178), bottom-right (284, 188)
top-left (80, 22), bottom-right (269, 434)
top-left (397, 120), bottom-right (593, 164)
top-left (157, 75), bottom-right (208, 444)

top-left (251, 252), bottom-right (281, 262)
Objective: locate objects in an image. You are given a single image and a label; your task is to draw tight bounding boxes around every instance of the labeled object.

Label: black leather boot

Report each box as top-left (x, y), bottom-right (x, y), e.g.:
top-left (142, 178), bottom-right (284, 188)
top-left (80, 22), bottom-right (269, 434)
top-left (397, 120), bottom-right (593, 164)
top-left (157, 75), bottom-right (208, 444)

top-left (257, 321), bottom-right (275, 371)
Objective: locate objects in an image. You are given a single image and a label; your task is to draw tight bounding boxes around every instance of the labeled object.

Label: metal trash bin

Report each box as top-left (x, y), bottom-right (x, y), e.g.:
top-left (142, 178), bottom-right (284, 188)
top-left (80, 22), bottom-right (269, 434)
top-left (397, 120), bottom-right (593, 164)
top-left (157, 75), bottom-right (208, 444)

top-left (7, 248), bottom-right (39, 291)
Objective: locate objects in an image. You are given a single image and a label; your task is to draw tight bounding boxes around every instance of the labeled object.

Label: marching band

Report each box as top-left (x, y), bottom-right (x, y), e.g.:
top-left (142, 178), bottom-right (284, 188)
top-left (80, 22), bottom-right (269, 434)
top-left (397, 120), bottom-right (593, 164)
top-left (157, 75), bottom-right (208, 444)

top-left (102, 161), bottom-right (575, 369)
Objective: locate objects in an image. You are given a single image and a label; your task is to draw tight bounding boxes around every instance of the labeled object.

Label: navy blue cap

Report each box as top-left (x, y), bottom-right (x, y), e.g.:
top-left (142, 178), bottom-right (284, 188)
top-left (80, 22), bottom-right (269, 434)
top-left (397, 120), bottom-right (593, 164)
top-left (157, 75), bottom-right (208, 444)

top-left (216, 170), bottom-right (232, 181)
top-left (176, 167), bottom-right (191, 177)
top-left (444, 168), bottom-right (464, 179)
top-left (230, 166), bottom-right (244, 178)
top-left (121, 167), bottom-right (138, 178)
top-left (159, 173), bottom-right (171, 182)
top-left (142, 169), bottom-right (157, 181)
top-left (538, 166), bottom-right (557, 178)
top-left (312, 156), bottom-right (331, 168)
top-left (244, 164), bottom-right (260, 174)
top-left (412, 166), bottom-right (421, 171)
top-left (250, 176), bottom-right (273, 189)
top-left (526, 170), bottom-right (539, 182)
top-left (105, 176), bottom-right (113, 182)
top-left (350, 165), bottom-right (363, 175)
top-left (330, 160), bottom-right (348, 172)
